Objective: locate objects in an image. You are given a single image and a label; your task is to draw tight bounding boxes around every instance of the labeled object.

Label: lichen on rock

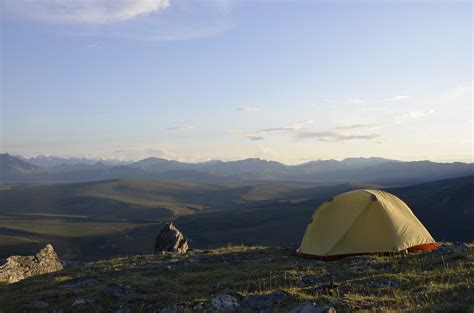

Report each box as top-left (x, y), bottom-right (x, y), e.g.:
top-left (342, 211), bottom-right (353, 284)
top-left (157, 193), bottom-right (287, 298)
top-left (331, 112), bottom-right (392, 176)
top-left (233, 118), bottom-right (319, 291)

top-left (0, 244), bottom-right (63, 284)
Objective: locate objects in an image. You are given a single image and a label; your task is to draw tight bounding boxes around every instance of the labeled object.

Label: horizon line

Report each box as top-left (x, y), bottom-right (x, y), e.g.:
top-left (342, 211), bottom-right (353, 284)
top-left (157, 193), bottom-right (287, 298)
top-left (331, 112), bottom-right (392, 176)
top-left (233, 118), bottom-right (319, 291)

top-left (2, 152), bottom-right (473, 166)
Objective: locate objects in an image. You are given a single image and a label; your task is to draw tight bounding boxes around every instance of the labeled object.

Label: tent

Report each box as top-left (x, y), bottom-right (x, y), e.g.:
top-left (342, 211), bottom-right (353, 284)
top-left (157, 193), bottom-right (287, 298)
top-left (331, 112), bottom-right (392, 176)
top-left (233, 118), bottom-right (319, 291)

top-left (297, 189), bottom-right (437, 259)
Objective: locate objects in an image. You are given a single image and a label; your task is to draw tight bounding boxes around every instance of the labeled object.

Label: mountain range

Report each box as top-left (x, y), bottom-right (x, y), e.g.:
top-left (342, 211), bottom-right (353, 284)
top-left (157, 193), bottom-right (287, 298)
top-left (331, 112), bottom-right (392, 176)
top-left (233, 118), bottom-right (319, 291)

top-left (1, 153), bottom-right (473, 185)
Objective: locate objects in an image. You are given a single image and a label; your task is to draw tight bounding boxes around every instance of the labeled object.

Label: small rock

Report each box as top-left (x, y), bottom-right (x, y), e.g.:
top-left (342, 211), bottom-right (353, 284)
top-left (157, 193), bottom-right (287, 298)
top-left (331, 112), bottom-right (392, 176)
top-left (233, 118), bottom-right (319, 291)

top-left (31, 300), bottom-right (49, 309)
top-left (374, 280), bottom-right (400, 288)
top-left (212, 294), bottom-right (240, 311)
top-left (104, 283), bottom-right (138, 298)
top-left (309, 281), bottom-right (339, 293)
top-left (60, 278), bottom-right (97, 288)
top-left (297, 275), bottom-right (317, 286)
top-left (154, 222), bottom-right (189, 254)
top-left (290, 302), bottom-right (336, 313)
top-left (241, 290), bottom-right (290, 311)
top-left (72, 298), bottom-right (94, 306)
top-left (108, 305), bottom-right (131, 313)
top-left (191, 300), bottom-right (207, 311)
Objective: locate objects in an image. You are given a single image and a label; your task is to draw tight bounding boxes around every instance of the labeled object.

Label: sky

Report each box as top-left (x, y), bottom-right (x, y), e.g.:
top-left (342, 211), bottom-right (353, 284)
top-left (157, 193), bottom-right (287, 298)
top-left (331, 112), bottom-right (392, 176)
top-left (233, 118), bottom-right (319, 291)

top-left (1, 0), bottom-right (472, 164)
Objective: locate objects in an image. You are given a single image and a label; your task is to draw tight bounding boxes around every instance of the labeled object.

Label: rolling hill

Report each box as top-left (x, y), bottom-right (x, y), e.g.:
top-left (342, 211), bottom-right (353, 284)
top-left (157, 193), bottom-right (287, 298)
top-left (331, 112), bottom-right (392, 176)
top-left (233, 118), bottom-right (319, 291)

top-left (1, 154), bottom-right (473, 185)
top-left (0, 175), bottom-right (472, 260)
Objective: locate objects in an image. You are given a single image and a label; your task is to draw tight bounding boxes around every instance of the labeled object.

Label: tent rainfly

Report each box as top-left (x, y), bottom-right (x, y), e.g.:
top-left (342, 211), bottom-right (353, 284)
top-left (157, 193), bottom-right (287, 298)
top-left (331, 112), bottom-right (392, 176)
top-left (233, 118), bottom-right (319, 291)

top-left (297, 189), bottom-right (437, 259)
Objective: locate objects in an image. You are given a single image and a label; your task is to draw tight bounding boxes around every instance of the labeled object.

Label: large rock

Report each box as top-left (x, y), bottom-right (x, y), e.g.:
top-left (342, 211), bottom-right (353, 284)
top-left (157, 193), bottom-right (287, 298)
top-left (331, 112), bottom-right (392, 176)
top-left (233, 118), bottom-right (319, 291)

top-left (154, 222), bottom-right (189, 254)
top-left (0, 244), bottom-right (63, 284)
top-left (211, 294), bottom-right (240, 311)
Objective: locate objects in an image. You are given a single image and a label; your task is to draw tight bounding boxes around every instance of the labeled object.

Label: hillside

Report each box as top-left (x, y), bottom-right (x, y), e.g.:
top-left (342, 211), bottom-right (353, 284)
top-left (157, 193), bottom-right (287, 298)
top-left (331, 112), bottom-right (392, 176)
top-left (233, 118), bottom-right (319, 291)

top-left (0, 179), bottom-right (358, 260)
top-left (389, 175), bottom-right (474, 242)
top-left (175, 176), bottom-right (474, 248)
top-left (0, 154), bottom-right (44, 181)
top-left (0, 244), bottom-right (472, 312)
top-left (0, 176), bottom-right (473, 261)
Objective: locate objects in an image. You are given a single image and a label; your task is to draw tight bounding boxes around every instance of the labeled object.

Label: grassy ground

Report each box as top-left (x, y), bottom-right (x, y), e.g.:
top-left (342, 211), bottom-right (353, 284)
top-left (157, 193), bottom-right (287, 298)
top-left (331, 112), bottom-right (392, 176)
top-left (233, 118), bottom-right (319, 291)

top-left (0, 244), bottom-right (472, 312)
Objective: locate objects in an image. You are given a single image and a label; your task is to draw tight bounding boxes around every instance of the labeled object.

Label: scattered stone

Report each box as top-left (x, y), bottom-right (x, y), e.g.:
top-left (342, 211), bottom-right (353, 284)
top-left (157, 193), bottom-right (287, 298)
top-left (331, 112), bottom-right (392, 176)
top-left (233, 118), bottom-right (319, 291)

top-left (154, 222), bottom-right (189, 254)
top-left (296, 275), bottom-right (317, 286)
top-left (374, 280), bottom-right (400, 288)
top-left (60, 278), bottom-right (97, 288)
top-left (309, 281), bottom-right (339, 293)
top-left (104, 283), bottom-right (139, 298)
top-left (290, 302), bottom-right (336, 313)
top-left (72, 298), bottom-right (94, 306)
top-left (191, 300), bottom-right (207, 311)
top-left (107, 305), bottom-right (131, 313)
top-left (0, 244), bottom-right (64, 284)
top-left (240, 290), bottom-right (290, 311)
top-left (161, 302), bottom-right (187, 313)
top-left (31, 300), bottom-right (49, 309)
top-left (211, 294), bottom-right (240, 311)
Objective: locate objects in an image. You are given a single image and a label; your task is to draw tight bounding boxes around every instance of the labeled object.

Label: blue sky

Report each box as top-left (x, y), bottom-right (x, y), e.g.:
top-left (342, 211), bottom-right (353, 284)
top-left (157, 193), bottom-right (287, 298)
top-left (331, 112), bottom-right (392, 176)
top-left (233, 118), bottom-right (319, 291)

top-left (1, 0), bottom-right (472, 163)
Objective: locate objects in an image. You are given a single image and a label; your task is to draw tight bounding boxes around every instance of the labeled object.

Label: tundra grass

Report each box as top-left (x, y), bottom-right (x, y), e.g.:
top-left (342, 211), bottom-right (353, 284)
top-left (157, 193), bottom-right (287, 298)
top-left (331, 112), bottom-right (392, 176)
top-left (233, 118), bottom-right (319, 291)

top-left (0, 245), bottom-right (472, 312)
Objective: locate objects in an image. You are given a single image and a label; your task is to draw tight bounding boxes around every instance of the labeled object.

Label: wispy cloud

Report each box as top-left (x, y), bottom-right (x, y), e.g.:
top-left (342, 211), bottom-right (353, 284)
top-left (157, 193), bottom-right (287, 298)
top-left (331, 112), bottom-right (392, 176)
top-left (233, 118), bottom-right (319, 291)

top-left (237, 106), bottom-right (260, 112)
top-left (345, 98), bottom-right (364, 105)
top-left (87, 44), bottom-right (102, 49)
top-left (400, 110), bottom-right (434, 120)
top-left (385, 95), bottom-right (411, 102)
top-left (111, 147), bottom-right (176, 161)
top-left (164, 125), bottom-right (194, 131)
top-left (5, 0), bottom-right (234, 41)
top-left (334, 123), bottom-right (382, 131)
top-left (6, 0), bottom-right (171, 24)
top-left (230, 120), bottom-right (379, 143)
top-left (359, 107), bottom-right (388, 112)
top-left (247, 136), bottom-right (264, 141)
top-left (297, 131), bottom-right (381, 142)
top-left (242, 120), bottom-right (313, 136)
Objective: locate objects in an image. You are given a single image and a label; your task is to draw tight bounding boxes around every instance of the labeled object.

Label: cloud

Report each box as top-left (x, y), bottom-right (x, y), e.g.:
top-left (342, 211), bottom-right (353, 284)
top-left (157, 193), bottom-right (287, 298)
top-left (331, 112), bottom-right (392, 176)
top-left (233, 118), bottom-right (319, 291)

top-left (164, 125), bottom-right (194, 131)
top-left (243, 120), bottom-right (313, 137)
top-left (111, 147), bottom-right (176, 160)
top-left (385, 96), bottom-right (411, 102)
top-left (237, 107), bottom-right (260, 112)
top-left (297, 131), bottom-right (381, 142)
top-left (230, 119), bottom-right (379, 143)
top-left (247, 136), bottom-right (264, 141)
top-left (5, 0), bottom-right (234, 41)
top-left (334, 123), bottom-right (382, 131)
top-left (87, 44), bottom-right (101, 49)
top-left (6, 0), bottom-right (171, 24)
top-left (359, 107), bottom-right (388, 112)
top-left (345, 98), bottom-right (364, 104)
top-left (400, 110), bottom-right (434, 120)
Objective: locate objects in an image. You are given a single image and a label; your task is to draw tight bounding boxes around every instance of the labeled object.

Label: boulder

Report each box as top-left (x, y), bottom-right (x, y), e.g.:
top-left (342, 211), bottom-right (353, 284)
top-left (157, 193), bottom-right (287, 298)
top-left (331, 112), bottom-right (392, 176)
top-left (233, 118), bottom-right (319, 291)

top-left (154, 222), bottom-right (189, 254)
top-left (211, 294), bottom-right (240, 311)
top-left (0, 244), bottom-right (63, 284)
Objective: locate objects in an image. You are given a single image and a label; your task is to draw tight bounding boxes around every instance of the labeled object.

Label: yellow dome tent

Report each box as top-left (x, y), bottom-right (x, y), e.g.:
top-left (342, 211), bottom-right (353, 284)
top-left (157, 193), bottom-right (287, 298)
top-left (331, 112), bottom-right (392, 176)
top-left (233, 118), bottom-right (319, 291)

top-left (297, 189), bottom-right (437, 259)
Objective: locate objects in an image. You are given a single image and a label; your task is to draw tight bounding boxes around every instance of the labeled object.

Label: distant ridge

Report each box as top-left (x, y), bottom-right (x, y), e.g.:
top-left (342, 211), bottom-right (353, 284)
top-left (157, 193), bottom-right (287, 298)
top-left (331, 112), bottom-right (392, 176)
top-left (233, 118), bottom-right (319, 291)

top-left (1, 153), bottom-right (473, 185)
top-left (0, 153), bottom-right (44, 181)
